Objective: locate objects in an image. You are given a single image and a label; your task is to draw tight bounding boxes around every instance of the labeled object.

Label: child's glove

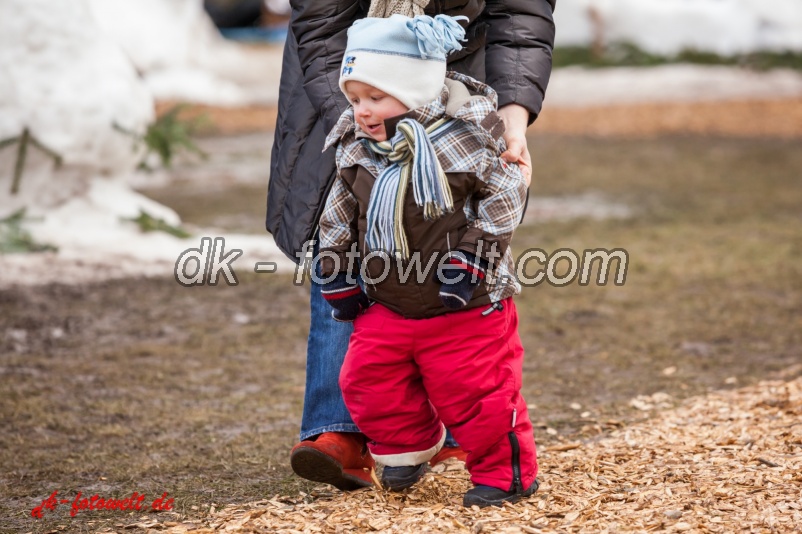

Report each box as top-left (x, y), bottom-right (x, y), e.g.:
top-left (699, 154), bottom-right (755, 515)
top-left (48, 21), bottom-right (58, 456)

top-left (321, 272), bottom-right (370, 322)
top-left (438, 251), bottom-right (487, 309)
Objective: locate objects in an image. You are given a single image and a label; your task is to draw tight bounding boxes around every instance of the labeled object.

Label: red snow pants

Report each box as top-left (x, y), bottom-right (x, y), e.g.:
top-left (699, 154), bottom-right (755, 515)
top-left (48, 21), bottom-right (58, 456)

top-left (339, 298), bottom-right (537, 492)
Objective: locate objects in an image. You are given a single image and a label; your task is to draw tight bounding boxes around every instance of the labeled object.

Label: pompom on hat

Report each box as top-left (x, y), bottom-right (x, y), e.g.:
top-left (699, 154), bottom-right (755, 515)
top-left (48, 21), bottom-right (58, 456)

top-left (339, 14), bottom-right (467, 110)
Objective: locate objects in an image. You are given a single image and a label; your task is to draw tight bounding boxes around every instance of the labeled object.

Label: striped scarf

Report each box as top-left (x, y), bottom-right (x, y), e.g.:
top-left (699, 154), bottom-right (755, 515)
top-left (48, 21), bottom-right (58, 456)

top-left (365, 117), bottom-right (455, 259)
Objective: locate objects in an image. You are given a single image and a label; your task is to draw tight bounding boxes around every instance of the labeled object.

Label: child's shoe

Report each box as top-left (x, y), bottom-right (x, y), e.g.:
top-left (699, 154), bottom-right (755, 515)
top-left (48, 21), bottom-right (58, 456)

top-left (463, 479), bottom-right (539, 508)
top-left (381, 463), bottom-right (427, 491)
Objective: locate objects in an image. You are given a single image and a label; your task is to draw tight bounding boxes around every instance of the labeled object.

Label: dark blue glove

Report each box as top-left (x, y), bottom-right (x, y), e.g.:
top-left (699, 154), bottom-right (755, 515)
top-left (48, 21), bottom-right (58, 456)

top-left (321, 272), bottom-right (369, 322)
top-left (438, 251), bottom-right (487, 309)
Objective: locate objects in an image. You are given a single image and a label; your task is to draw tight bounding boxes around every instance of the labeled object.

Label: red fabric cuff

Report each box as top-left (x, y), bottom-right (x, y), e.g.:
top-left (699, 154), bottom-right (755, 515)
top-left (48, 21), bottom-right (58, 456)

top-left (448, 258), bottom-right (485, 280)
top-left (322, 286), bottom-right (362, 301)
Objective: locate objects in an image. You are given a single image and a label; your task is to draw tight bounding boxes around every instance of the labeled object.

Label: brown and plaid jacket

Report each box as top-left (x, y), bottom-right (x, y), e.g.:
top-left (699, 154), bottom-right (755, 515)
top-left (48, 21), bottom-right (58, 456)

top-left (318, 72), bottom-right (528, 319)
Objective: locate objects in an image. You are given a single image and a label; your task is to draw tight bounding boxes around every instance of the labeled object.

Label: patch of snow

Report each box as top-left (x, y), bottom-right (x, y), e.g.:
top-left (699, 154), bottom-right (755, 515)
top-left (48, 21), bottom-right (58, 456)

top-left (1, 178), bottom-right (294, 289)
top-left (86, 0), bottom-right (282, 106)
top-left (523, 192), bottom-right (632, 224)
top-left (0, 236), bottom-right (294, 289)
top-left (600, 0), bottom-right (756, 57)
top-left (0, 0), bottom-right (153, 217)
top-left (0, 1), bottom-right (292, 289)
top-left (555, 0), bottom-right (802, 55)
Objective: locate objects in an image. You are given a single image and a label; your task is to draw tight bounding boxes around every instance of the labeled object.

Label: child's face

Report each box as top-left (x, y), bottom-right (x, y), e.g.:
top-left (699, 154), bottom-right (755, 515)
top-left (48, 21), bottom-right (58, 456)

top-left (344, 81), bottom-right (409, 142)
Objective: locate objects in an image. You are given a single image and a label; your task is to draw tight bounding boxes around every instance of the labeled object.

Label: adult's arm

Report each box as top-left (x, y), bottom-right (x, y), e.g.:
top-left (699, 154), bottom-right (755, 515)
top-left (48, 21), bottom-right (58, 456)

top-left (290, 0), bottom-right (363, 133)
top-left (484, 0), bottom-right (556, 125)
top-left (484, 0), bottom-right (555, 185)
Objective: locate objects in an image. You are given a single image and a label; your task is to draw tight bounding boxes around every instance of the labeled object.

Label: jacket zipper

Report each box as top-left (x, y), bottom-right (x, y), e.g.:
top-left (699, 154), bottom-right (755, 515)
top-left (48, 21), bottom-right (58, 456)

top-left (508, 409), bottom-right (523, 493)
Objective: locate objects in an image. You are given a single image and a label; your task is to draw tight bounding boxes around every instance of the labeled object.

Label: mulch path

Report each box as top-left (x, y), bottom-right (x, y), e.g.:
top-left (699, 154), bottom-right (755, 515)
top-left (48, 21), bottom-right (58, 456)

top-left (128, 372), bottom-right (801, 533)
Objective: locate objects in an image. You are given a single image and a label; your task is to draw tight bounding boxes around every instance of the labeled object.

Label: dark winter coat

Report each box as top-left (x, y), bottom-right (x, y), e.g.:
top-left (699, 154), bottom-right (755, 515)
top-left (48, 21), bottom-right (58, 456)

top-left (266, 0), bottom-right (556, 262)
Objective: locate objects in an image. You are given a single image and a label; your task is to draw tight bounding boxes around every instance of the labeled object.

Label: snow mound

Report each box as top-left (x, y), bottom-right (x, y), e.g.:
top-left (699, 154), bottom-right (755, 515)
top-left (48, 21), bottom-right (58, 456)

top-left (0, 0), bottom-right (153, 217)
top-left (86, 0), bottom-right (281, 106)
top-left (0, 0), bottom-right (292, 289)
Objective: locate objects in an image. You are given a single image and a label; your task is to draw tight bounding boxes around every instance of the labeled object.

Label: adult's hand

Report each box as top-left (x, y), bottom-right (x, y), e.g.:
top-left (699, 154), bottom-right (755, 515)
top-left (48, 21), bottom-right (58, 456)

top-left (498, 103), bottom-right (532, 186)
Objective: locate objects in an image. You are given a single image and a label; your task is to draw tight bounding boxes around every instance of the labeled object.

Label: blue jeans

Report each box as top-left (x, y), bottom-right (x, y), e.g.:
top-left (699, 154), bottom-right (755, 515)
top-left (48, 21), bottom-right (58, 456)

top-left (300, 242), bottom-right (459, 448)
top-left (300, 255), bottom-right (360, 440)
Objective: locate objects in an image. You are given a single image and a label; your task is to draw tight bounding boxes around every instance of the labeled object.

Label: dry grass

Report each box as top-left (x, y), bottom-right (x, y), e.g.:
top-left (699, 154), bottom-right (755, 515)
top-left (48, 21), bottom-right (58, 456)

top-left (534, 98), bottom-right (802, 139)
top-left (154, 102), bottom-right (278, 137)
top-left (157, 98), bottom-right (802, 139)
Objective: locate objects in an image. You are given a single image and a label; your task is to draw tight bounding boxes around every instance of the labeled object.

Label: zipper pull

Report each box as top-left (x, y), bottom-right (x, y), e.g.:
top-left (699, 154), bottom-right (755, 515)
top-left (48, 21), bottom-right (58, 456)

top-left (481, 301), bottom-right (504, 316)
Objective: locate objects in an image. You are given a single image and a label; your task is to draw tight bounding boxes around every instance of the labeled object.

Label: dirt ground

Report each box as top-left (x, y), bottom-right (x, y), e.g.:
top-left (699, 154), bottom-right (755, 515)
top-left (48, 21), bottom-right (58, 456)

top-left (2, 100), bottom-right (802, 533)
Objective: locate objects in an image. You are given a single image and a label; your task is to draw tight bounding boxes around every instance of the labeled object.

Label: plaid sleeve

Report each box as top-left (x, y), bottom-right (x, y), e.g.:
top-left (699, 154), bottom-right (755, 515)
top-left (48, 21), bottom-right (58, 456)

top-left (318, 174), bottom-right (359, 276)
top-left (457, 151), bottom-right (528, 270)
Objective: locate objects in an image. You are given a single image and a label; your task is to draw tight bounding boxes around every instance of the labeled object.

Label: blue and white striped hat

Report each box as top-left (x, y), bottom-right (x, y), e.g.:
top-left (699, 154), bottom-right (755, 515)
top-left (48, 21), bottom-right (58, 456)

top-left (339, 14), bottom-right (467, 110)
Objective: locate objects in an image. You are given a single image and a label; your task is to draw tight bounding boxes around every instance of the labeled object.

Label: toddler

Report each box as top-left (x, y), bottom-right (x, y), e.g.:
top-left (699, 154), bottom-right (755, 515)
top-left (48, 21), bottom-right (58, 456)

top-left (317, 14), bottom-right (537, 508)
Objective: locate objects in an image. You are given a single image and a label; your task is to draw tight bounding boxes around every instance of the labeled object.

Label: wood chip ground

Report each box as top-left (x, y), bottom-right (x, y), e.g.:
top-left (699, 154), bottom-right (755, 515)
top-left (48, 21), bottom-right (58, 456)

top-left (143, 376), bottom-right (801, 533)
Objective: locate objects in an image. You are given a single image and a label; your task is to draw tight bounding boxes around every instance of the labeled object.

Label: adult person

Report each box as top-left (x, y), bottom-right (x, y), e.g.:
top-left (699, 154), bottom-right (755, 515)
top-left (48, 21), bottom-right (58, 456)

top-left (266, 0), bottom-right (556, 490)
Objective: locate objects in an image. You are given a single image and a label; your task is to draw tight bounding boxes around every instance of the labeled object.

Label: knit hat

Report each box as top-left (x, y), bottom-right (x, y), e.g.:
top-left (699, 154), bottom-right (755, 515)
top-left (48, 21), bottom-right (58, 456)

top-left (339, 14), bottom-right (467, 111)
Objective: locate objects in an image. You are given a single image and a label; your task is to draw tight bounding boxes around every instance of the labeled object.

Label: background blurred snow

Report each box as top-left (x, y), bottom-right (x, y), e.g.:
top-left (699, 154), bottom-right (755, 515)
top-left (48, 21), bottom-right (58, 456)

top-left (556, 0), bottom-right (802, 55)
top-left (0, 0), bottom-right (154, 216)
top-left (80, 0), bottom-right (802, 106)
top-left (86, 0), bottom-right (281, 106)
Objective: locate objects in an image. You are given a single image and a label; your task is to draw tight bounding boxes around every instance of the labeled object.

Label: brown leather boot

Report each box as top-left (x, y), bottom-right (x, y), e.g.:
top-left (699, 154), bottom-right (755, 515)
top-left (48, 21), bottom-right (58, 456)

top-left (290, 432), bottom-right (375, 490)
